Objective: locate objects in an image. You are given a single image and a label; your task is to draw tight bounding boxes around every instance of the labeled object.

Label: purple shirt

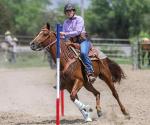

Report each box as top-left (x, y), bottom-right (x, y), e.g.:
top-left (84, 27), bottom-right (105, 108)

top-left (63, 15), bottom-right (86, 38)
top-left (5, 35), bottom-right (13, 46)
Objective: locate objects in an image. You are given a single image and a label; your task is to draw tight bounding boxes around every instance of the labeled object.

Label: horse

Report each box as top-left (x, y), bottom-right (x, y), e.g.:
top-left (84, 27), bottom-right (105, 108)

top-left (140, 38), bottom-right (150, 66)
top-left (30, 23), bottom-right (130, 121)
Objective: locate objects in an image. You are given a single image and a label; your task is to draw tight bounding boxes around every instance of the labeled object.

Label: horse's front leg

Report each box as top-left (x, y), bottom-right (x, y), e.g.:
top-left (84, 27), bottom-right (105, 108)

top-left (70, 79), bottom-right (82, 101)
top-left (70, 79), bottom-right (92, 122)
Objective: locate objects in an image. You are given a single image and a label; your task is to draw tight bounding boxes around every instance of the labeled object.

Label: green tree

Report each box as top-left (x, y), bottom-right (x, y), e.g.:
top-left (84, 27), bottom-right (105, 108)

top-left (85, 0), bottom-right (150, 38)
top-left (0, 0), bottom-right (51, 35)
top-left (0, 1), bottom-right (12, 34)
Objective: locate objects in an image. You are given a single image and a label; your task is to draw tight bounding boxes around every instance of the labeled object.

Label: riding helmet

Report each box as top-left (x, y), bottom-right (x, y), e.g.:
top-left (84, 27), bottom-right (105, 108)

top-left (64, 3), bottom-right (76, 13)
top-left (5, 31), bottom-right (11, 35)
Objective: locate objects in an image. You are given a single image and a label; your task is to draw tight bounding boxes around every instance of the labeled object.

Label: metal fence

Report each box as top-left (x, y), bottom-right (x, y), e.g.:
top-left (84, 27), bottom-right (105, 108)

top-left (91, 38), bottom-right (132, 64)
top-left (1, 35), bottom-right (150, 69)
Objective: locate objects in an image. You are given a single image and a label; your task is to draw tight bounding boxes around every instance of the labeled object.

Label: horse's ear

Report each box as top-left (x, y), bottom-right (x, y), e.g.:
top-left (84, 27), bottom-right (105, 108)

top-left (46, 23), bottom-right (50, 30)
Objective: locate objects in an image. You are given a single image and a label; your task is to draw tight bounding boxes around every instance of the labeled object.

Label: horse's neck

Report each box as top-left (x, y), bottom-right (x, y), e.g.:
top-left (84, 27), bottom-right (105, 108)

top-left (60, 40), bottom-right (75, 62)
top-left (49, 39), bottom-right (75, 70)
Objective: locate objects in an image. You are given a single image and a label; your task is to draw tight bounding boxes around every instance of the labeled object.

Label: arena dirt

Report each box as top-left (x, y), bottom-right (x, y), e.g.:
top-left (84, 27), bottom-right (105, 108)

top-left (0, 65), bottom-right (150, 125)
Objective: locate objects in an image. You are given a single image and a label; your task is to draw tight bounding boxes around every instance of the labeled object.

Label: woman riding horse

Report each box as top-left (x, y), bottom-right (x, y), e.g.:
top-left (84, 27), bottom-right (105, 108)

top-left (30, 22), bottom-right (130, 121)
top-left (60, 3), bottom-right (96, 84)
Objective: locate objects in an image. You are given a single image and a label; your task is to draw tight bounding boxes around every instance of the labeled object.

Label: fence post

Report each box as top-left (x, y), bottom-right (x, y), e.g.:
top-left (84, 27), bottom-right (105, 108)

top-left (132, 41), bottom-right (139, 70)
top-left (137, 39), bottom-right (141, 69)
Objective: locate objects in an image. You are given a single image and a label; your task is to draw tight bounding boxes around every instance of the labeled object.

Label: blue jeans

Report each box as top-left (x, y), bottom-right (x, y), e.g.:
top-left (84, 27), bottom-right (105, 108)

top-left (80, 40), bottom-right (94, 74)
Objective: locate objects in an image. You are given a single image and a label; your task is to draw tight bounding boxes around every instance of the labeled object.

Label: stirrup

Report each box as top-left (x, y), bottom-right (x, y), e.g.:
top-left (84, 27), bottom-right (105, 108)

top-left (87, 73), bottom-right (96, 84)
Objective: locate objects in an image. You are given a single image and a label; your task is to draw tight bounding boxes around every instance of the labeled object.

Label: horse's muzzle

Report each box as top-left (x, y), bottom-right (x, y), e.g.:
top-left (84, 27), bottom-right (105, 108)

top-left (30, 41), bottom-right (43, 51)
top-left (30, 41), bottom-right (37, 50)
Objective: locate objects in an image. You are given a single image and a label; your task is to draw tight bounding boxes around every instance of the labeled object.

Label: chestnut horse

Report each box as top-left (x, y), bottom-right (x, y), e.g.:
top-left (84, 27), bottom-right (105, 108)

top-left (141, 38), bottom-right (150, 66)
top-left (30, 23), bottom-right (130, 121)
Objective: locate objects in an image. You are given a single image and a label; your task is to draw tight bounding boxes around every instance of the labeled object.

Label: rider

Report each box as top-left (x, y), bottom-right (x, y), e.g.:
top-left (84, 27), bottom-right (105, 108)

top-left (60, 3), bottom-right (96, 84)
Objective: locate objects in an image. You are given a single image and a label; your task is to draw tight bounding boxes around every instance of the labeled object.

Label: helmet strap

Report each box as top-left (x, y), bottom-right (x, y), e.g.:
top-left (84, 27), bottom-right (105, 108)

top-left (69, 11), bottom-right (75, 19)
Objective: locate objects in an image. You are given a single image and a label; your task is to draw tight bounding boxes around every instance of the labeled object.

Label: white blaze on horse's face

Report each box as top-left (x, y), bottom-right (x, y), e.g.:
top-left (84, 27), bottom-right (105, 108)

top-left (33, 29), bottom-right (49, 44)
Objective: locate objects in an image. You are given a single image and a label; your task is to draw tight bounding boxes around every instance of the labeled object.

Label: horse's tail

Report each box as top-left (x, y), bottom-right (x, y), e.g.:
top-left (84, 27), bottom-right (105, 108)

top-left (106, 58), bottom-right (126, 83)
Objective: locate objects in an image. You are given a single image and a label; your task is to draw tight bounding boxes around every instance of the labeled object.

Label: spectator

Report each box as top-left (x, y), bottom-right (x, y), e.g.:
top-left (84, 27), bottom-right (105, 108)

top-left (4, 31), bottom-right (17, 63)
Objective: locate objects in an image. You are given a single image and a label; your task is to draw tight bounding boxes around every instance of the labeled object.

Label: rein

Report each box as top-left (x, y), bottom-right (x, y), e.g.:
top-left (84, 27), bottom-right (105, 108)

top-left (44, 39), bottom-right (56, 50)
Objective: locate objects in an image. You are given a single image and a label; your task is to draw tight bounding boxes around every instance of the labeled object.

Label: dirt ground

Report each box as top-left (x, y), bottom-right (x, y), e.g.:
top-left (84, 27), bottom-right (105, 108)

top-left (0, 65), bottom-right (150, 125)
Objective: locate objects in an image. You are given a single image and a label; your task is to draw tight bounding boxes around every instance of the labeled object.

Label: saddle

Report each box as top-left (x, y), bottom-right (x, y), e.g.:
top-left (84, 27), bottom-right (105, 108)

top-left (60, 39), bottom-right (107, 74)
top-left (65, 40), bottom-right (107, 60)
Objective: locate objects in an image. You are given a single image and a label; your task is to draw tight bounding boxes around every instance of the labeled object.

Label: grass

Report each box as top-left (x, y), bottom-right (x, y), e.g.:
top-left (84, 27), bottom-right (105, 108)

top-left (0, 51), bottom-right (49, 68)
top-left (110, 57), bottom-right (132, 64)
top-left (0, 51), bottom-right (132, 69)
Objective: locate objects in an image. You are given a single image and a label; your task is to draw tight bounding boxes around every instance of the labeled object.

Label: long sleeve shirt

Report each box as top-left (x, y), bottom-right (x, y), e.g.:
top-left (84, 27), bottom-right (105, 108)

top-left (63, 15), bottom-right (86, 38)
top-left (5, 35), bottom-right (13, 46)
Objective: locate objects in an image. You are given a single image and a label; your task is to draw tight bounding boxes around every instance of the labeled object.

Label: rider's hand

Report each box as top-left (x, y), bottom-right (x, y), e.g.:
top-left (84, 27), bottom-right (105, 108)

top-left (60, 32), bottom-right (66, 36)
top-left (60, 32), bottom-right (66, 39)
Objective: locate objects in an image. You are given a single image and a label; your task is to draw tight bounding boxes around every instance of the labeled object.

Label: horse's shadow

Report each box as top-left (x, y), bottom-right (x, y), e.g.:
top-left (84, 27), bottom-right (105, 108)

top-left (51, 119), bottom-right (85, 124)
top-left (16, 118), bottom-right (90, 125)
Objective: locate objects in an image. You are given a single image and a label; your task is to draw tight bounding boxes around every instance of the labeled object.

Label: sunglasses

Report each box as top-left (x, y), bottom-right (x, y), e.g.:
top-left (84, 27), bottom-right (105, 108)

top-left (65, 9), bottom-right (75, 13)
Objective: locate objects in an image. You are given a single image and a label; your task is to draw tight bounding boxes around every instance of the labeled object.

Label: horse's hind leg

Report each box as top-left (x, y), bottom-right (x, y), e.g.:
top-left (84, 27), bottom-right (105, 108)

top-left (100, 69), bottom-right (129, 117)
top-left (84, 83), bottom-right (102, 117)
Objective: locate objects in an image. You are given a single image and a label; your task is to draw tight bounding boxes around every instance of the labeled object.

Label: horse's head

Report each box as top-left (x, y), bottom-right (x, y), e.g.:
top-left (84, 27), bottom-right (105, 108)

top-left (30, 23), bottom-right (55, 51)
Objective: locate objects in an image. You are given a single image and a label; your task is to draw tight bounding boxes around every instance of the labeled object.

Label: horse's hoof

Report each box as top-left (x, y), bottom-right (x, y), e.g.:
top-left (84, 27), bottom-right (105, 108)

top-left (125, 113), bottom-right (131, 120)
top-left (97, 110), bottom-right (102, 117)
top-left (85, 117), bottom-right (92, 122)
top-left (53, 85), bottom-right (56, 89)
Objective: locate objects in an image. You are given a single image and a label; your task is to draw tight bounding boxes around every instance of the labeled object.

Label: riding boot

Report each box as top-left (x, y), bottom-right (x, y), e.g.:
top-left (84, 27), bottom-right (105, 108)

top-left (87, 73), bottom-right (96, 84)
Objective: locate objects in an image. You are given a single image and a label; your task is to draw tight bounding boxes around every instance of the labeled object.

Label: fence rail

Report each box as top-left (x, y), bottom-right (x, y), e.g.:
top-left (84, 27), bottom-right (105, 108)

top-left (1, 35), bottom-right (150, 69)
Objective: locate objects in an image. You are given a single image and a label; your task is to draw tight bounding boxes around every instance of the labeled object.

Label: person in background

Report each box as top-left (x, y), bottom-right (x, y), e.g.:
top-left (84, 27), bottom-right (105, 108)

top-left (4, 31), bottom-right (17, 63)
top-left (60, 3), bottom-right (96, 84)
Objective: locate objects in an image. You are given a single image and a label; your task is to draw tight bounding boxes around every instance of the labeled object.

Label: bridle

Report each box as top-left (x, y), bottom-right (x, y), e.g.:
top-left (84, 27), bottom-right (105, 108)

top-left (36, 29), bottom-right (57, 51)
top-left (44, 39), bottom-right (56, 50)
top-left (43, 31), bottom-right (57, 51)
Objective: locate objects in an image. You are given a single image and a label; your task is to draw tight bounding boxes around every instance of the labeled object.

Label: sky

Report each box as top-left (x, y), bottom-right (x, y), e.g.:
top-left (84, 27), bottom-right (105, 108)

top-left (51, 0), bottom-right (90, 9)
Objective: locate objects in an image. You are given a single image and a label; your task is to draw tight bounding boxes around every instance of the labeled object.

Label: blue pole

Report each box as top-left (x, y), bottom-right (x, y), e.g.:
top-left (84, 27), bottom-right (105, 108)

top-left (56, 24), bottom-right (60, 58)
